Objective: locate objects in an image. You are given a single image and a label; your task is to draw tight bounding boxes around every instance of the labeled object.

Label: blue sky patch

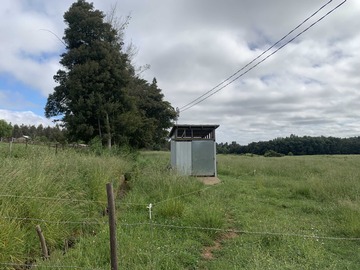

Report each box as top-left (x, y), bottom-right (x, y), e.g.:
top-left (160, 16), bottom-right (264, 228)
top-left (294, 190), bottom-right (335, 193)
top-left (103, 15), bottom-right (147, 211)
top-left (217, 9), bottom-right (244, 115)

top-left (0, 73), bottom-right (47, 116)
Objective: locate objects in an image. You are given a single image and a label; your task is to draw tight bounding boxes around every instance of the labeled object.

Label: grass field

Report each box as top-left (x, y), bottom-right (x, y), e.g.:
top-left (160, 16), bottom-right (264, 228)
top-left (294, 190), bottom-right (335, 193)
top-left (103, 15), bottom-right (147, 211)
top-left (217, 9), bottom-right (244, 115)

top-left (1, 143), bottom-right (359, 269)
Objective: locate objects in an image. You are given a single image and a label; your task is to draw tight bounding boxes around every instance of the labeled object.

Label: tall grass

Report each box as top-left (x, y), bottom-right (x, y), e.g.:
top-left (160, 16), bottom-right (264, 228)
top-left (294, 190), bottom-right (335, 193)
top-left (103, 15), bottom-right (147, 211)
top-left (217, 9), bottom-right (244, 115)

top-left (0, 143), bottom-right (132, 268)
top-left (1, 145), bottom-right (360, 269)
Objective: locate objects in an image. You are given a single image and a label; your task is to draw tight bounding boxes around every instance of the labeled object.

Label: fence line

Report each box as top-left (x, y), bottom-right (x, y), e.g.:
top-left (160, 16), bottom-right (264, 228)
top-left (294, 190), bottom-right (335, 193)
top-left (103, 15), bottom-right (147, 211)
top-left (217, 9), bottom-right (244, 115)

top-left (4, 199), bottom-right (359, 241)
top-left (0, 216), bottom-right (106, 225)
top-left (0, 262), bottom-right (103, 270)
top-left (3, 198), bottom-right (359, 242)
top-left (0, 193), bottom-right (148, 206)
top-left (121, 222), bottom-right (360, 241)
top-left (0, 182), bottom-right (222, 207)
top-left (0, 194), bottom-right (107, 204)
top-left (154, 182), bottom-right (223, 205)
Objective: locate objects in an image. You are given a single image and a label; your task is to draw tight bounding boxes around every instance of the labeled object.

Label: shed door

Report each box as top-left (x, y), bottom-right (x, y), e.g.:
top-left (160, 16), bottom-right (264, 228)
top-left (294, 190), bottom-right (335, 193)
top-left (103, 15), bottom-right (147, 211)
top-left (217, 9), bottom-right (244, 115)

top-left (191, 141), bottom-right (215, 176)
top-left (176, 141), bottom-right (192, 175)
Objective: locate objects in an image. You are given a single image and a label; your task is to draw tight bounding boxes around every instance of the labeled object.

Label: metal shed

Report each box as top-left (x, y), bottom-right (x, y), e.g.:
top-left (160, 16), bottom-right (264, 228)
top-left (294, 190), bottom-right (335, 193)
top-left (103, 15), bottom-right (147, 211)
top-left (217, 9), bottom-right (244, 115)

top-left (169, 124), bottom-right (219, 176)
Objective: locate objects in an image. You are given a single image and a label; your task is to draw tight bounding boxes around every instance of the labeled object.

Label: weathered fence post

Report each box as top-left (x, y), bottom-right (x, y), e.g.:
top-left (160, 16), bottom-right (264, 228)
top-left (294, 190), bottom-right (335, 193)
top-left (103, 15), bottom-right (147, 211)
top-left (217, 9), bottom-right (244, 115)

top-left (106, 183), bottom-right (118, 270)
top-left (35, 225), bottom-right (49, 260)
top-left (9, 141), bottom-right (12, 156)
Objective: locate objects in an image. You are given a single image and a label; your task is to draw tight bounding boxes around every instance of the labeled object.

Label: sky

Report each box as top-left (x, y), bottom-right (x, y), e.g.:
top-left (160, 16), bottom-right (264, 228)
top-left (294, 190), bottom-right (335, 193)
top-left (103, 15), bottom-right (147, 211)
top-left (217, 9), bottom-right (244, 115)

top-left (0, 0), bottom-right (359, 144)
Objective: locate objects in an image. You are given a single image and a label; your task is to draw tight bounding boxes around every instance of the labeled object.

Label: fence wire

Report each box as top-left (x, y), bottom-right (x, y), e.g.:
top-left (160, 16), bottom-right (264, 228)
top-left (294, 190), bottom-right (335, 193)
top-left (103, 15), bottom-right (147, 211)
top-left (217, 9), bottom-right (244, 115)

top-left (154, 182), bottom-right (223, 205)
top-left (0, 193), bottom-right (148, 206)
top-left (0, 216), bottom-right (106, 225)
top-left (0, 262), bottom-right (103, 270)
top-left (0, 194), bottom-right (107, 204)
top-left (121, 222), bottom-right (360, 241)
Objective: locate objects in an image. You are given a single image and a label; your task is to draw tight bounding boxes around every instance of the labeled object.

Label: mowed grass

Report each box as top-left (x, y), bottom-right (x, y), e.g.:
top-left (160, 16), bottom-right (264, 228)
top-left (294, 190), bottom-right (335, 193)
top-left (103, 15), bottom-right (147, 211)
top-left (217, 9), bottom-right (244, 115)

top-left (1, 144), bottom-right (360, 269)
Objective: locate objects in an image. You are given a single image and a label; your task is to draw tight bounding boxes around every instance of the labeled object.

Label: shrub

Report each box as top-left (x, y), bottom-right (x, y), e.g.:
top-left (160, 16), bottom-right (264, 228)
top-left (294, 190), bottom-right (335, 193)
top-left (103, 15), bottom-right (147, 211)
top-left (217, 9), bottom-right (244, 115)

top-left (264, 150), bottom-right (284, 157)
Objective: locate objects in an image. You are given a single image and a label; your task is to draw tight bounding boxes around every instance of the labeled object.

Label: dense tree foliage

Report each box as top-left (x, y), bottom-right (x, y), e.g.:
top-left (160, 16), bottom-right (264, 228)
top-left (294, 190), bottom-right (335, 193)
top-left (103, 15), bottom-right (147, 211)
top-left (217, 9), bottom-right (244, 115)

top-left (126, 77), bottom-right (176, 149)
top-left (45, 0), bottom-right (176, 149)
top-left (217, 134), bottom-right (360, 155)
top-left (0, 119), bottom-right (13, 138)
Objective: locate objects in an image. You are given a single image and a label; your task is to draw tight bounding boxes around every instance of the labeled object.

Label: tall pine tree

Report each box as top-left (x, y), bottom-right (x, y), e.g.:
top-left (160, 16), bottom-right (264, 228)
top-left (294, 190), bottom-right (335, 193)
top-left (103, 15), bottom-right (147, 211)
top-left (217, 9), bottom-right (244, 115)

top-left (45, 0), bottom-right (133, 147)
top-left (46, 0), bottom-right (176, 149)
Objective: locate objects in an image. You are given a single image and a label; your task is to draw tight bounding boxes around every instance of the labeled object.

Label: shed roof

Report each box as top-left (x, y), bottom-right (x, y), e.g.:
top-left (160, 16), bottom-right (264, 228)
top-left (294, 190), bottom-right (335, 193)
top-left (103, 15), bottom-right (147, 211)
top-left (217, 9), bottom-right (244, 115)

top-left (169, 124), bottom-right (219, 139)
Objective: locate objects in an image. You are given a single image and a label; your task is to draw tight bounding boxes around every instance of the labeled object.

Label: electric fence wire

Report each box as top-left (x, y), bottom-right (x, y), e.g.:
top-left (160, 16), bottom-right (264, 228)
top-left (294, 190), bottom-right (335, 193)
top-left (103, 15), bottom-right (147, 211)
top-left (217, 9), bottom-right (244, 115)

top-left (0, 194), bottom-right (107, 204)
top-left (0, 180), bottom-right (222, 226)
top-left (121, 222), bottom-right (360, 241)
top-left (0, 193), bottom-right (148, 206)
top-left (0, 216), bottom-right (106, 225)
top-left (153, 181), bottom-right (223, 205)
top-left (179, 0), bottom-right (346, 113)
top-left (0, 262), bottom-right (104, 270)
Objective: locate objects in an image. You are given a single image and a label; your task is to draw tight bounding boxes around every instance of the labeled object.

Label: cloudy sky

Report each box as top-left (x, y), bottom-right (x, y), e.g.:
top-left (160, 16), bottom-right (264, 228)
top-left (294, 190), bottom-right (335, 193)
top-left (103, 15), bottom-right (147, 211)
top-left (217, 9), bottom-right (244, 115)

top-left (0, 0), bottom-right (359, 144)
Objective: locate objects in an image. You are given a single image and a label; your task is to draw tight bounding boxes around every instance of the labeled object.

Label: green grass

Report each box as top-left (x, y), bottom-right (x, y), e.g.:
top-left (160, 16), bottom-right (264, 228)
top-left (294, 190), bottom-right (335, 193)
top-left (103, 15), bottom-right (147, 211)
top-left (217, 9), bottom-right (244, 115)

top-left (0, 143), bottom-right (132, 268)
top-left (1, 144), bottom-right (360, 269)
top-left (205, 154), bottom-right (360, 269)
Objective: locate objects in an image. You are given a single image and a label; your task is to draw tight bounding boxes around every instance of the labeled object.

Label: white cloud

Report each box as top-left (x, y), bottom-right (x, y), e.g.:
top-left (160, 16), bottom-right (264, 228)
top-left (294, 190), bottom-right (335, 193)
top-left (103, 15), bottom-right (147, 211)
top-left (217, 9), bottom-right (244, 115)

top-left (0, 0), bottom-right (64, 96)
top-left (0, 0), bottom-right (359, 144)
top-left (0, 109), bottom-right (54, 127)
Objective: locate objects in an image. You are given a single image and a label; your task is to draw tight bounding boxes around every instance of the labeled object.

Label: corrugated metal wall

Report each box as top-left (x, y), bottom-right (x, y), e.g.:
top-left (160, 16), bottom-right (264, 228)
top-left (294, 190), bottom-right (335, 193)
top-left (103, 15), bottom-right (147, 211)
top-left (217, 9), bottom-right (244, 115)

top-left (191, 141), bottom-right (215, 176)
top-left (172, 141), bottom-right (192, 175)
top-left (171, 140), bottom-right (216, 176)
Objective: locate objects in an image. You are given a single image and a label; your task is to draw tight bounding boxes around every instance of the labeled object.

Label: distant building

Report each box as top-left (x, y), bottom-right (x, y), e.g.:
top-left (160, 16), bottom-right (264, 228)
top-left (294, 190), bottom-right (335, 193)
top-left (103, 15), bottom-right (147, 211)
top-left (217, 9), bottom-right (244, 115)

top-left (169, 124), bottom-right (219, 176)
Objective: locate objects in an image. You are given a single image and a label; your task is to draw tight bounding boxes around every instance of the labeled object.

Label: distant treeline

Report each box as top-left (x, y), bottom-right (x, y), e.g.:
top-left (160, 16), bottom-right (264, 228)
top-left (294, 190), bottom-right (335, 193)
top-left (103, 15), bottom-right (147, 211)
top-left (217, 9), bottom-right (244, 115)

top-left (217, 135), bottom-right (360, 155)
top-left (10, 124), bottom-right (66, 143)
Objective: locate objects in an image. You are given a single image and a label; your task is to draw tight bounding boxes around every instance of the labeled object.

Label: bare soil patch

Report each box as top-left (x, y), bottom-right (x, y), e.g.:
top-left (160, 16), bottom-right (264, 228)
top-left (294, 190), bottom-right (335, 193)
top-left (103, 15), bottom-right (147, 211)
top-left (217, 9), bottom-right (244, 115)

top-left (202, 231), bottom-right (238, 260)
top-left (198, 177), bottom-right (221, 185)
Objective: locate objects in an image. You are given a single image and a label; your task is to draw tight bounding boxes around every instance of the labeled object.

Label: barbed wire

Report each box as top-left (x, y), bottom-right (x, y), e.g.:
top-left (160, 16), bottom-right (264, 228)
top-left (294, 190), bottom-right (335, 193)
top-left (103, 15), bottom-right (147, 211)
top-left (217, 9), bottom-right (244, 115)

top-left (121, 222), bottom-right (360, 241)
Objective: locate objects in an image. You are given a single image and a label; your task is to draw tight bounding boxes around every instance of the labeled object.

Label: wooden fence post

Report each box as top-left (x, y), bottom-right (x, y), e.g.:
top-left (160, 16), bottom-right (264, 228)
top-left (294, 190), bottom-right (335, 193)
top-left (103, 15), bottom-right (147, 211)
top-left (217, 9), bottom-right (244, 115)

top-left (9, 141), bottom-right (12, 156)
top-left (106, 183), bottom-right (118, 270)
top-left (35, 225), bottom-right (49, 260)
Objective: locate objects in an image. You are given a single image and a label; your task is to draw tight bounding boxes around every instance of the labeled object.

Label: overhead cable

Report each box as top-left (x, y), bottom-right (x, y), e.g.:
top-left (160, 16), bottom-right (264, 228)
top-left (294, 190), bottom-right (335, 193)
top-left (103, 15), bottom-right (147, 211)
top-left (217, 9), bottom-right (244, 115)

top-left (179, 0), bottom-right (346, 113)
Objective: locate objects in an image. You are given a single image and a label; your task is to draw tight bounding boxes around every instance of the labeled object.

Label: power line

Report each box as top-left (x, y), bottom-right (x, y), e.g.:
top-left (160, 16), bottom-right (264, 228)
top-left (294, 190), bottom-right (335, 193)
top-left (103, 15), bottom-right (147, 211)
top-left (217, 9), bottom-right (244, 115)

top-left (179, 0), bottom-right (346, 113)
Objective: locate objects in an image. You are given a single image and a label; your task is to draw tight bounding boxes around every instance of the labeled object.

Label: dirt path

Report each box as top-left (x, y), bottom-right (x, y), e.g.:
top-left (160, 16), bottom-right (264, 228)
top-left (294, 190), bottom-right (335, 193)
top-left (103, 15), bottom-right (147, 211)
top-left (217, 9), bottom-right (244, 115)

top-left (202, 231), bottom-right (238, 260)
top-left (197, 177), bottom-right (239, 261)
top-left (197, 176), bottom-right (221, 185)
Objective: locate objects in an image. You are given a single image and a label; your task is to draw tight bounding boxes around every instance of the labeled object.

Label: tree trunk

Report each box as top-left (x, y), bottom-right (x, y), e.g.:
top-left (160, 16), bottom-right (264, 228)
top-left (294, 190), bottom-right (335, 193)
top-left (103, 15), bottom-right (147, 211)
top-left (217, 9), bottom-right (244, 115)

top-left (105, 112), bottom-right (111, 149)
top-left (98, 117), bottom-right (102, 138)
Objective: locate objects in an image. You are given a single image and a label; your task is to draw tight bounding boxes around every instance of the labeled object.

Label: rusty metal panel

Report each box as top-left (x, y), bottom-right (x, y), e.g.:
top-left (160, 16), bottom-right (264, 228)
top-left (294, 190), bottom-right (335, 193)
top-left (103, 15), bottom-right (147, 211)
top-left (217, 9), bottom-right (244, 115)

top-left (191, 141), bottom-right (215, 176)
